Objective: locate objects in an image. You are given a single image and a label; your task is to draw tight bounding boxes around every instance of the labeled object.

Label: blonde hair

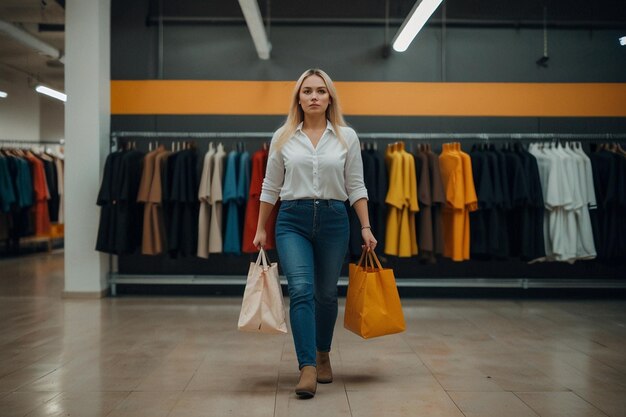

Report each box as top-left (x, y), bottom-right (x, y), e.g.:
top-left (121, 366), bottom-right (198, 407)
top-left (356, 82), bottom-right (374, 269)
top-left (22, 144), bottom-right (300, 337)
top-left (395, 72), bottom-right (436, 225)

top-left (273, 68), bottom-right (348, 151)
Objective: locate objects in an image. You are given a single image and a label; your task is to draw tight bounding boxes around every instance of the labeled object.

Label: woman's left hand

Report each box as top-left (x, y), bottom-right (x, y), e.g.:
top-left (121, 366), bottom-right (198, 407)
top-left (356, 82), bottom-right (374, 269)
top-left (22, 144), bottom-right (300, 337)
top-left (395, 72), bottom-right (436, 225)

top-left (361, 228), bottom-right (378, 252)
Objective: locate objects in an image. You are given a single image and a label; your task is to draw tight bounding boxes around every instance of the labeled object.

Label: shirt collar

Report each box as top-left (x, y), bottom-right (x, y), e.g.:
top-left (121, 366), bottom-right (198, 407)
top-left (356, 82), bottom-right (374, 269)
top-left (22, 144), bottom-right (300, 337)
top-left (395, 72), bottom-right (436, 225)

top-left (296, 120), bottom-right (335, 134)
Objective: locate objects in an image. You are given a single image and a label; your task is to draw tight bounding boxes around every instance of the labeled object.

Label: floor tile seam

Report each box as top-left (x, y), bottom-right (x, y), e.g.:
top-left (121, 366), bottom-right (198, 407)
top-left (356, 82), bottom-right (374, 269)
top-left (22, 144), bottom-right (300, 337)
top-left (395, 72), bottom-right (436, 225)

top-left (11, 391), bottom-right (64, 417)
top-left (162, 390), bottom-right (186, 417)
top-left (2, 366), bottom-right (61, 392)
top-left (272, 367), bottom-right (279, 417)
top-left (341, 370), bottom-right (354, 417)
top-left (569, 389), bottom-right (616, 417)
top-left (103, 391), bottom-right (133, 417)
top-left (525, 334), bottom-right (626, 381)
top-left (509, 391), bottom-right (553, 417)
top-left (403, 331), bottom-right (468, 417)
top-left (532, 310), bottom-right (626, 352)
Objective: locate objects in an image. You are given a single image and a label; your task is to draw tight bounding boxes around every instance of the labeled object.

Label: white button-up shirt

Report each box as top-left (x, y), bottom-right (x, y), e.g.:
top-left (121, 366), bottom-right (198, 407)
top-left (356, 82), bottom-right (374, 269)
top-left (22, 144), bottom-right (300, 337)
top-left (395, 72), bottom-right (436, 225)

top-left (260, 121), bottom-right (368, 206)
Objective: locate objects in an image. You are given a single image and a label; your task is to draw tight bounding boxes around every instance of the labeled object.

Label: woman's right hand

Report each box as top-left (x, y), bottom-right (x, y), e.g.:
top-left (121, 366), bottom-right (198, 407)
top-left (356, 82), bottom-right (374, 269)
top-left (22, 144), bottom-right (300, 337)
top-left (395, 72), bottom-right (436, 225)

top-left (252, 229), bottom-right (267, 250)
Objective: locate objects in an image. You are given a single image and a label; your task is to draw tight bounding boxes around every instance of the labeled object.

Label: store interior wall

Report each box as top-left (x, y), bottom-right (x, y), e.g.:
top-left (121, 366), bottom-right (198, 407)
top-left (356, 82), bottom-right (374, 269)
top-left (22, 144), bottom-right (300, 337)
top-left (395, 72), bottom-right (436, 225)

top-left (0, 69), bottom-right (41, 141)
top-left (39, 96), bottom-right (65, 142)
top-left (111, 3), bottom-right (626, 132)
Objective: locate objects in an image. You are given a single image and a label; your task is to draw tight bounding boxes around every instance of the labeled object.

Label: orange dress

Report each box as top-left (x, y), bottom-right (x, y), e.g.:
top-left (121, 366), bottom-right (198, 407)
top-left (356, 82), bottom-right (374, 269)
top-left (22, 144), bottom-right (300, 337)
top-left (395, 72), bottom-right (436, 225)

top-left (439, 143), bottom-right (477, 261)
top-left (25, 152), bottom-right (51, 236)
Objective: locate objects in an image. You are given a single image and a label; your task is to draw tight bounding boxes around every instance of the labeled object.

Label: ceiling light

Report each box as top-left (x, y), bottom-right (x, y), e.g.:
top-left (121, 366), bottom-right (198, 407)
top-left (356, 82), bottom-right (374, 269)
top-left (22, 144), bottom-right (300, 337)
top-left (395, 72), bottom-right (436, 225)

top-left (392, 0), bottom-right (445, 52)
top-left (36, 85), bottom-right (66, 102)
top-left (0, 91), bottom-right (7, 98)
top-left (238, 0), bottom-right (271, 60)
top-left (620, 36), bottom-right (626, 46)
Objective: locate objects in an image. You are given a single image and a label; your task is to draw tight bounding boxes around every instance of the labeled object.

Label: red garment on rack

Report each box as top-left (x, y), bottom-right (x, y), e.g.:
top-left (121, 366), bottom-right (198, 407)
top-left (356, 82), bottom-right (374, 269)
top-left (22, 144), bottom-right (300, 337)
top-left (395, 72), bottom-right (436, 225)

top-left (25, 152), bottom-right (51, 236)
top-left (242, 149), bottom-right (278, 253)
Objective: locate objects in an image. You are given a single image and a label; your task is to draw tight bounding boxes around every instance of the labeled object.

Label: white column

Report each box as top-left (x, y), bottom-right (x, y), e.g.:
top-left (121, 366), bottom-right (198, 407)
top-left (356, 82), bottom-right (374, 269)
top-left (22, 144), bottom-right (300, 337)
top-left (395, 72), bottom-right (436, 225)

top-left (64, 0), bottom-right (110, 296)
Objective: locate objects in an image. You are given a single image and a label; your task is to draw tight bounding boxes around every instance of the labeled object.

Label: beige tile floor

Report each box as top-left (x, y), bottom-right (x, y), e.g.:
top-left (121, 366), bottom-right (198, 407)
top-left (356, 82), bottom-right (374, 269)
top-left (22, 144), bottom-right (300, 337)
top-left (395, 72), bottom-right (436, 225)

top-left (0, 251), bottom-right (625, 417)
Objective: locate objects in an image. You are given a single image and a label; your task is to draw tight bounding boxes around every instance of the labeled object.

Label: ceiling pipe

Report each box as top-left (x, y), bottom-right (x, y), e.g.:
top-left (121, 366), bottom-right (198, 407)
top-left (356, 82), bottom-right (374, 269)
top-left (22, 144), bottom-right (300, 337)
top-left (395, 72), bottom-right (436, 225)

top-left (0, 19), bottom-right (64, 64)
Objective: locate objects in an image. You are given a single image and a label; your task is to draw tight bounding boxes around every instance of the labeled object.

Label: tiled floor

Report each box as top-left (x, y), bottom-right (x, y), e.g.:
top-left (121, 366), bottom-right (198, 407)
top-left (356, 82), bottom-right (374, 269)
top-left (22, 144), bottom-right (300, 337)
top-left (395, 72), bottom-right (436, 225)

top-left (0, 251), bottom-right (625, 416)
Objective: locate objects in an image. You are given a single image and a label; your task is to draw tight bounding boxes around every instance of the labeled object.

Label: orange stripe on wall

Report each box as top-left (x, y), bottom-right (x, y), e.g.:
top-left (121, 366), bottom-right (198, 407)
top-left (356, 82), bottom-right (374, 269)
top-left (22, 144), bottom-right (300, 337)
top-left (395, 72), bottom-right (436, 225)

top-left (111, 80), bottom-right (626, 117)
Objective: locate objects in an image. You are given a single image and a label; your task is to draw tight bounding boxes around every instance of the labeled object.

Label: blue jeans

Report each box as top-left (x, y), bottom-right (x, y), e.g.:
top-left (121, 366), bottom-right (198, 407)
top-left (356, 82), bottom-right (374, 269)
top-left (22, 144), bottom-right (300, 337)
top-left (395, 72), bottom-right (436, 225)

top-left (275, 199), bottom-right (349, 369)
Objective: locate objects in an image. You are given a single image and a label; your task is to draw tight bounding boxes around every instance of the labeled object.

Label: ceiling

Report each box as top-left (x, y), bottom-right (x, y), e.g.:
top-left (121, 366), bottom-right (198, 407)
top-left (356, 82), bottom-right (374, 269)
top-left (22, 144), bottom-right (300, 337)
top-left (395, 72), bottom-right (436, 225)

top-left (0, 0), bottom-right (64, 90)
top-left (1, 0), bottom-right (624, 91)
top-left (153, 0), bottom-right (626, 26)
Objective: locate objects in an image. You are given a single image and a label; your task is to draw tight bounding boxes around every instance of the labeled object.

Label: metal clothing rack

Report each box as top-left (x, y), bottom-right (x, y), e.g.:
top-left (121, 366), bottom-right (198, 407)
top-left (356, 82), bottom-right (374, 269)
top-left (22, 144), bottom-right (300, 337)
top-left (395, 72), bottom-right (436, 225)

top-left (0, 139), bottom-right (64, 146)
top-left (107, 131), bottom-right (626, 295)
top-left (111, 131), bottom-right (626, 141)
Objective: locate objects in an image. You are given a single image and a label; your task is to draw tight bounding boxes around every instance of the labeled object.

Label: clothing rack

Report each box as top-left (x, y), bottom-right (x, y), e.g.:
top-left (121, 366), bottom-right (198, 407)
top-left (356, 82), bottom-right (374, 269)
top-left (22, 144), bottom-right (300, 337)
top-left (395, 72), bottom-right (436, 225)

top-left (0, 139), bottom-right (64, 146)
top-left (111, 131), bottom-right (626, 141)
top-left (107, 131), bottom-right (626, 295)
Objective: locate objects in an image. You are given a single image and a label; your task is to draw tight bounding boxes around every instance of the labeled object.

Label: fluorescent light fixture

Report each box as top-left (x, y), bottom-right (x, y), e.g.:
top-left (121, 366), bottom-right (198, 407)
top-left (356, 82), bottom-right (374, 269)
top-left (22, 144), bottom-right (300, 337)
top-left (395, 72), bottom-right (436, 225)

top-left (620, 36), bottom-right (626, 46)
top-left (0, 91), bottom-right (7, 98)
top-left (238, 0), bottom-right (271, 60)
top-left (36, 85), bottom-right (66, 102)
top-left (392, 0), bottom-right (445, 52)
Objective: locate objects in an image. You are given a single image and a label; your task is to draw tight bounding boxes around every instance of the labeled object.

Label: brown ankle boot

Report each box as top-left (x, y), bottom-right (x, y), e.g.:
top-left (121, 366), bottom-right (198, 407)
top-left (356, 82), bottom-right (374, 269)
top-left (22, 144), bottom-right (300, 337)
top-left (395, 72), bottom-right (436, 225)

top-left (295, 365), bottom-right (317, 398)
top-left (316, 351), bottom-right (333, 384)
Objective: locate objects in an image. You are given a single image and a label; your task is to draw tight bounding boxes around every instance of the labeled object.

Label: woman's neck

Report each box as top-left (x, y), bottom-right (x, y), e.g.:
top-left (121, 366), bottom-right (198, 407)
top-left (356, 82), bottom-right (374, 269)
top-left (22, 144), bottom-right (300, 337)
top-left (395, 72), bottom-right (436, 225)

top-left (302, 115), bottom-right (327, 130)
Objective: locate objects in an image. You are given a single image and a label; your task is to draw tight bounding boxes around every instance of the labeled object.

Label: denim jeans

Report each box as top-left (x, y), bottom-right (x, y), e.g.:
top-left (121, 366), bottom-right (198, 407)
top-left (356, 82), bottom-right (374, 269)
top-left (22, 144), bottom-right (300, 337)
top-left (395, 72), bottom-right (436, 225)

top-left (275, 199), bottom-right (349, 369)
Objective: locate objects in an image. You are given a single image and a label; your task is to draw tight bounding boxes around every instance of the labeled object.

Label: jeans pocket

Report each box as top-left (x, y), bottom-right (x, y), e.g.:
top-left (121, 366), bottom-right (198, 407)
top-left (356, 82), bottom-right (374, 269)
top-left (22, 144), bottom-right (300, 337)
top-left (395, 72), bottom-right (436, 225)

top-left (280, 200), bottom-right (298, 212)
top-left (328, 200), bottom-right (347, 216)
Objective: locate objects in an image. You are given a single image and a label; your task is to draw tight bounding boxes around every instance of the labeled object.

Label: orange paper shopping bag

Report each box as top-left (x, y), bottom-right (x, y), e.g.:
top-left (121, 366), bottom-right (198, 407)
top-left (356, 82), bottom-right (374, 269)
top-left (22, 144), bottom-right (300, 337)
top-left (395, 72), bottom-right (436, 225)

top-left (344, 250), bottom-right (406, 339)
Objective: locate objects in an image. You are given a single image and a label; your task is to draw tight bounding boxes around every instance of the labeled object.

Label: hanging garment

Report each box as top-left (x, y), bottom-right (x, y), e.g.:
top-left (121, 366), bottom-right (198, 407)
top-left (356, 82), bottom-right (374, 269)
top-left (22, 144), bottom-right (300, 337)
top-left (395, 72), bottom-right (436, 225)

top-left (168, 148), bottom-right (199, 257)
top-left (529, 143), bottom-right (576, 262)
top-left (24, 152), bottom-right (51, 237)
top-left (223, 150), bottom-right (242, 255)
top-left (414, 147), bottom-right (431, 253)
top-left (115, 149), bottom-right (145, 254)
top-left (236, 150), bottom-right (250, 249)
top-left (0, 155), bottom-right (16, 212)
top-left (514, 145), bottom-right (546, 261)
top-left (439, 143), bottom-right (478, 261)
top-left (242, 148), bottom-right (278, 253)
top-left (425, 148), bottom-right (446, 257)
top-left (589, 148), bottom-right (624, 261)
top-left (384, 144), bottom-right (419, 257)
top-left (563, 143), bottom-right (596, 260)
top-left (208, 144), bottom-right (226, 253)
top-left (137, 147), bottom-right (162, 254)
top-left (96, 151), bottom-right (125, 253)
top-left (54, 158), bottom-right (64, 223)
top-left (197, 144), bottom-right (216, 258)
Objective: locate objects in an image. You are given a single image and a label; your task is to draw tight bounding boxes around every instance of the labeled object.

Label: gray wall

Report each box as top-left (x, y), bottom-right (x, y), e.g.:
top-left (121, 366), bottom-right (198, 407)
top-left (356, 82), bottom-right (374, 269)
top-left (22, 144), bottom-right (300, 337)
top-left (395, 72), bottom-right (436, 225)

top-left (111, 0), bottom-right (626, 133)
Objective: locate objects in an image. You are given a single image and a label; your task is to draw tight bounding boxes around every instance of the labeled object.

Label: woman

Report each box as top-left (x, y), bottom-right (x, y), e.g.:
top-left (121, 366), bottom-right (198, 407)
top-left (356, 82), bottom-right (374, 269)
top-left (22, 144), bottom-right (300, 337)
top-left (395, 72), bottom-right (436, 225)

top-left (253, 68), bottom-right (377, 399)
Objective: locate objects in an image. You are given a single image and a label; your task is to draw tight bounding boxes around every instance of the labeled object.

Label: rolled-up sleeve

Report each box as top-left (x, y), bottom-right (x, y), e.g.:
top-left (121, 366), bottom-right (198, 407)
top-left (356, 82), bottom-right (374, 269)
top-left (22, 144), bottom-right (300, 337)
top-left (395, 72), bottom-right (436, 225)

top-left (260, 136), bottom-right (284, 205)
top-left (344, 130), bottom-right (369, 206)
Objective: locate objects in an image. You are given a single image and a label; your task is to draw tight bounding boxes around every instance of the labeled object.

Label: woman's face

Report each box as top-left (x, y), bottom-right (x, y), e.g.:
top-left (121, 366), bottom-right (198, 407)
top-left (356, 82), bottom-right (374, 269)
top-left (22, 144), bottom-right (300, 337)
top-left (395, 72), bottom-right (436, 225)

top-left (299, 75), bottom-right (331, 117)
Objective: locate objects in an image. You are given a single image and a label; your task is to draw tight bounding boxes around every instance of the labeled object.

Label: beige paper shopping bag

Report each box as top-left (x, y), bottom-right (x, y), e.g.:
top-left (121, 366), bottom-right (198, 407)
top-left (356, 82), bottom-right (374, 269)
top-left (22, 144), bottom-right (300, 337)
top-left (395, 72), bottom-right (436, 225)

top-left (238, 248), bottom-right (288, 334)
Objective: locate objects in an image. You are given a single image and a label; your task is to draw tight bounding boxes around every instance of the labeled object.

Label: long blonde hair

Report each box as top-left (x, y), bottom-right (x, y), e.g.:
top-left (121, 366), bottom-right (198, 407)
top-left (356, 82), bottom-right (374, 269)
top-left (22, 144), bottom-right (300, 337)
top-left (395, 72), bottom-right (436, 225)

top-left (273, 68), bottom-right (348, 151)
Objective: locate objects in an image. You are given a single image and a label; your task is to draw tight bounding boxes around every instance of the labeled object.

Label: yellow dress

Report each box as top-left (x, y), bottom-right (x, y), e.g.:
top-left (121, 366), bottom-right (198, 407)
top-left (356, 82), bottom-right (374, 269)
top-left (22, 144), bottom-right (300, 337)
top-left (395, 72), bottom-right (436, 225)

top-left (384, 145), bottom-right (420, 257)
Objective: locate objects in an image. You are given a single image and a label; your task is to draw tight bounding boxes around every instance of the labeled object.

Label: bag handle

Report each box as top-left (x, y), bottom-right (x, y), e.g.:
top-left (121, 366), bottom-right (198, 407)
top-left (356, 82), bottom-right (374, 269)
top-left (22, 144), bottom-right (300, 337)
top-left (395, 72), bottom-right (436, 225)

top-left (366, 250), bottom-right (384, 270)
top-left (255, 248), bottom-right (270, 271)
top-left (357, 248), bottom-right (382, 271)
top-left (356, 249), bottom-right (368, 268)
